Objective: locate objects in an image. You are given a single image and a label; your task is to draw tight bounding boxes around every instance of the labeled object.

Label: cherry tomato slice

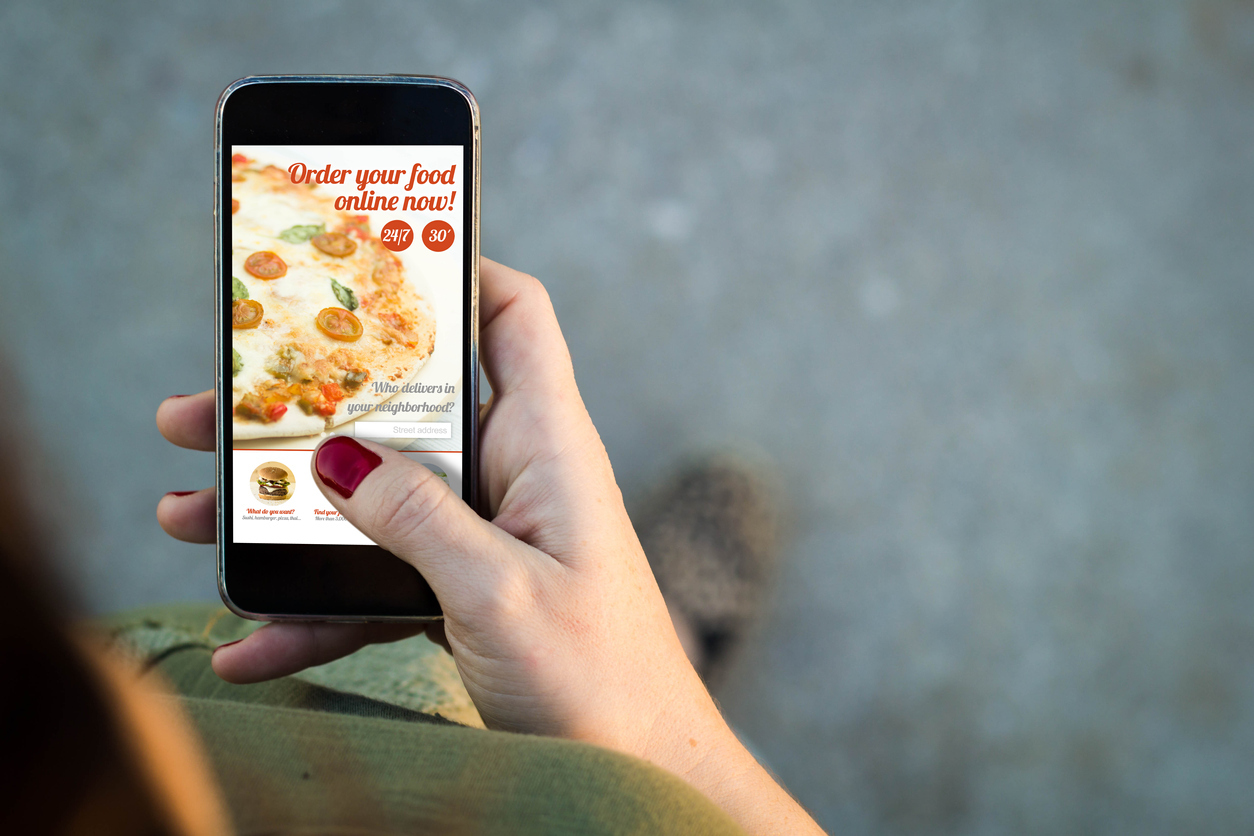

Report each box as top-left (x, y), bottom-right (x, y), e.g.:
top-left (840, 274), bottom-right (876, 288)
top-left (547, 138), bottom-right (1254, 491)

top-left (231, 198), bottom-right (239, 214)
top-left (265, 402), bottom-right (288, 422)
top-left (245, 251), bottom-right (287, 279)
top-left (315, 307), bottom-right (363, 342)
top-left (232, 298), bottom-right (263, 329)
top-left (311, 232), bottom-right (357, 257)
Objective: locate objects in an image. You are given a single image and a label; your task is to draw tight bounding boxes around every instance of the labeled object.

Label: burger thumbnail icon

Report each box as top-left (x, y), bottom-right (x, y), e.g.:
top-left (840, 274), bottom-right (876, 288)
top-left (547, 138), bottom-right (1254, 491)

top-left (250, 462), bottom-right (295, 504)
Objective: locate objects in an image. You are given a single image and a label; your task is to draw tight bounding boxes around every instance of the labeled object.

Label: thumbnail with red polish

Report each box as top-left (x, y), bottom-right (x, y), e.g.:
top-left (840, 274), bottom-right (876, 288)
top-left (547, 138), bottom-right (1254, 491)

top-left (315, 436), bottom-right (382, 499)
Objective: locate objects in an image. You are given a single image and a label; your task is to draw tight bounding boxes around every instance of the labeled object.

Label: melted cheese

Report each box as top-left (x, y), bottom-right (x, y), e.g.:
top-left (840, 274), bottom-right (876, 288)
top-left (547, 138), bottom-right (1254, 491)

top-left (229, 165), bottom-right (435, 440)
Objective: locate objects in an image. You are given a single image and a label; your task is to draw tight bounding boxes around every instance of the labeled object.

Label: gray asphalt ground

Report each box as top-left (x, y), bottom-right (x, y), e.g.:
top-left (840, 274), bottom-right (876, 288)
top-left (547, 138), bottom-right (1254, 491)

top-left (2, 1), bottom-right (1252, 832)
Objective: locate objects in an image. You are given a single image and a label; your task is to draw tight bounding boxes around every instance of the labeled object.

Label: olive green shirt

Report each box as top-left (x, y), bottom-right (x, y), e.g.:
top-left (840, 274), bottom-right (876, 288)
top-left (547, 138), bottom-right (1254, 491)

top-left (101, 604), bottom-right (745, 836)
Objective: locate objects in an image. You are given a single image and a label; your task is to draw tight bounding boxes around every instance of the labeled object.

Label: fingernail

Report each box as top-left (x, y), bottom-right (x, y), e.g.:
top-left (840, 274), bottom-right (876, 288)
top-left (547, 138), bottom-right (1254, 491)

top-left (314, 436), bottom-right (382, 499)
top-left (166, 490), bottom-right (196, 497)
top-left (169, 394), bottom-right (190, 399)
top-left (214, 639), bottom-right (242, 653)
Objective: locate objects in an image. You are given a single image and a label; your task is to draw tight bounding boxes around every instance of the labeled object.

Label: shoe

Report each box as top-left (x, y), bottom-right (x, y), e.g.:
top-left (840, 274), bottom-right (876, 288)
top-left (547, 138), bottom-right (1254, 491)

top-left (632, 452), bottom-right (783, 686)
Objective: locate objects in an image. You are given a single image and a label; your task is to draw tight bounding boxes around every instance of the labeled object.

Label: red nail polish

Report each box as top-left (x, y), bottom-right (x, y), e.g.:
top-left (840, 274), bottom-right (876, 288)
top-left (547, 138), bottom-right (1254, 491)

top-left (169, 394), bottom-right (190, 399)
top-left (315, 436), bottom-right (382, 499)
top-left (166, 490), bottom-right (196, 497)
top-left (214, 639), bottom-right (243, 652)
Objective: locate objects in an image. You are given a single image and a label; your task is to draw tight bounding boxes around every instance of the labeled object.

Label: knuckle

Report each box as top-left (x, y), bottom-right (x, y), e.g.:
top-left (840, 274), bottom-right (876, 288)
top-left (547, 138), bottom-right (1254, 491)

top-left (367, 467), bottom-right (448, 544)
top-left (518, 273), bottom-right (553, 309)
top-left (465, 563), bottom-right (536, 628)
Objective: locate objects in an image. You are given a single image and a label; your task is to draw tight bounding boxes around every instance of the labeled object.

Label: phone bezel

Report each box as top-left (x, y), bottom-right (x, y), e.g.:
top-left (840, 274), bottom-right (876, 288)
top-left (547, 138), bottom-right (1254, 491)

top-left (214, 75), bottom-right (480, 622)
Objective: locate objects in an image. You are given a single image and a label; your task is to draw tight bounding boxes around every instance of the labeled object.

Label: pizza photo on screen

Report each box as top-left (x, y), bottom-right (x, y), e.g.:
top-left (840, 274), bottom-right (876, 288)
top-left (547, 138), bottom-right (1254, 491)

top-left (229, 154), bottom-right (436, 440)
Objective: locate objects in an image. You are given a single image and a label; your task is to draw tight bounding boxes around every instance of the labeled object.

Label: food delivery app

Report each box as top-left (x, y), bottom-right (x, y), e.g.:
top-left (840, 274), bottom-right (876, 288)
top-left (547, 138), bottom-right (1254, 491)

top-left (228, 145), bottom-right (464, 545)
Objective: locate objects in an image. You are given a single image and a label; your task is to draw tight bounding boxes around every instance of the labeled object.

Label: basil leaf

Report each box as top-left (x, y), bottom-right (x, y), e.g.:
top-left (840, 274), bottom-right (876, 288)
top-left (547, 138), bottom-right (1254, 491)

top-left (331, 278), bottom-right (358, 311)
top-left (232, 348), bottom-right (242, 377)
top-left (277, 223), bottom-right (325, 243)
top-left (232, 276), bottom-right (249, 300)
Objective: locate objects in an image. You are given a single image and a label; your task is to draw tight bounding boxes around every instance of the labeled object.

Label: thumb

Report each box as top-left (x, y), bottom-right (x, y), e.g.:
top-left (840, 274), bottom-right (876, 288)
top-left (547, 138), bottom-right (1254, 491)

top-left (310, 435), bottom-right (521, 607)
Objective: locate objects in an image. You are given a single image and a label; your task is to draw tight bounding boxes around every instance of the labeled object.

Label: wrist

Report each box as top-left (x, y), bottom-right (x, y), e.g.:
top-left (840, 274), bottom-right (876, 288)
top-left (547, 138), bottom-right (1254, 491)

top-left (637, 681), bottom-right (827, 836)
top-left (641, 685), bottom-right (743, 784)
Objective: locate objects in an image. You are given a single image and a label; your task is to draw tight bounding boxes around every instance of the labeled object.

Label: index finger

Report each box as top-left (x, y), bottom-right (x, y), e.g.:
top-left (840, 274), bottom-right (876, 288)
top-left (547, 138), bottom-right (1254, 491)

top-left (477, 257), bottom-right (576, 401)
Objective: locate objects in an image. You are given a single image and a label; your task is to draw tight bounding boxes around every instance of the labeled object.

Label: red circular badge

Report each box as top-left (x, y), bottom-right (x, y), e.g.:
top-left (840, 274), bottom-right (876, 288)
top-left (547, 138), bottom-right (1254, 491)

top-left (422, 220), bottom-right (455, 253)
top-left (380, 220), bottom-right (414, 252)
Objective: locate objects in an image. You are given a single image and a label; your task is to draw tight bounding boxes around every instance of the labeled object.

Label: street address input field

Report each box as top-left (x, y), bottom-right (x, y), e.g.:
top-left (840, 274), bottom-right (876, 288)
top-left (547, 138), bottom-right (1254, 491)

top-left (354, 421), bottom-right (453, 439)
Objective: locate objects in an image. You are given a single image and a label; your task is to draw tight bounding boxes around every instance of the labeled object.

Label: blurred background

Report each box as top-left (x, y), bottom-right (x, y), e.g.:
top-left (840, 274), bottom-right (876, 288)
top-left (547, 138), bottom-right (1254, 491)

top-left (2, 0), bottom-right (1252, 832)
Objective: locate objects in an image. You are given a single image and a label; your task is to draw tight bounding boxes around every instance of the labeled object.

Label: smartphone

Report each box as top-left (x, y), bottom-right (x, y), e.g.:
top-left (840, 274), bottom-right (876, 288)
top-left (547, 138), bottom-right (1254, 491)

top-left (214, 76), bottom-right (479, 621)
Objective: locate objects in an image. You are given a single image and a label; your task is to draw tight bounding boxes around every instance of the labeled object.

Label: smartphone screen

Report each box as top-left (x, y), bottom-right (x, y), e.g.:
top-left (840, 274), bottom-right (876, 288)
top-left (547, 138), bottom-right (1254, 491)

top-left (216, 78), bottom-right (478, 619)
top-left (230, 143), bottom-right (467, 538)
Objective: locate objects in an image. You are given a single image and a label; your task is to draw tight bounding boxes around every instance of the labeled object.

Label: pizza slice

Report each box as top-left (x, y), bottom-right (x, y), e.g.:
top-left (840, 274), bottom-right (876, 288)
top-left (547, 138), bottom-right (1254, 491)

top-left (229, 156), bottom-right (436, 440)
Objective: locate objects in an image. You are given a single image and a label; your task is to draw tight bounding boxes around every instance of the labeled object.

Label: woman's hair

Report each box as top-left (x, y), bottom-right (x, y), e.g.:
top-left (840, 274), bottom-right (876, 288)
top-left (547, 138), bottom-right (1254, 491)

top-left (0, 393), bottom-right (175, 835)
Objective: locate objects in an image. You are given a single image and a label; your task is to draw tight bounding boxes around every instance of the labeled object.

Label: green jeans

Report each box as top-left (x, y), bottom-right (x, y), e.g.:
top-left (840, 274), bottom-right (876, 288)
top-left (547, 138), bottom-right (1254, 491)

top-left (100, 603), bottom-right (744, 836)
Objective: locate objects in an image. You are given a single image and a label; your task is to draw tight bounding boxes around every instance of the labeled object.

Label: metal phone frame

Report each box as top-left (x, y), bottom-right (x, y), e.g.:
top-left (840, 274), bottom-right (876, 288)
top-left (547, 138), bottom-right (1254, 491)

top-left (213, 75), bottom-right (481, 622)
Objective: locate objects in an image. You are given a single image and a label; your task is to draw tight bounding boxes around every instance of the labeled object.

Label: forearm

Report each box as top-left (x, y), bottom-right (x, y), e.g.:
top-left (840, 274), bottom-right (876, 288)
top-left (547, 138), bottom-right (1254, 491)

top-left (695, 741), bottom-right (825, 836)
top-left (641, 696), bottom-right (826, 836)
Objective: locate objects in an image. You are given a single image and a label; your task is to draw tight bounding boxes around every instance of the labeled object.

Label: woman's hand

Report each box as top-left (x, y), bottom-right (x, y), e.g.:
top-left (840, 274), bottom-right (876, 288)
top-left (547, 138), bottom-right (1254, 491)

top-left (156, 258), bottom-right (824, 835)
